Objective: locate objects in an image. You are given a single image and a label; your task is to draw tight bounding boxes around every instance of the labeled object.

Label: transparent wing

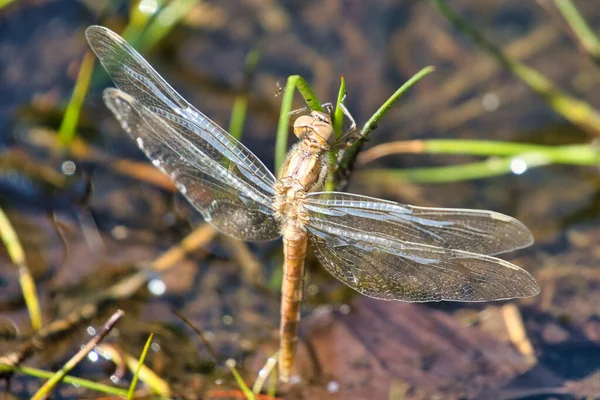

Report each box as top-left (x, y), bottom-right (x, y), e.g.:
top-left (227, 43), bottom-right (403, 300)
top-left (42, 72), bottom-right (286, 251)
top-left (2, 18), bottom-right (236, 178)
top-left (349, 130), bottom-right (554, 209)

top-left (85, 25), bottom-right (277, 194)
top-left (305, 192), bottom-right (538, 301)
top-left (305, 192), bottom-right (533, 255)
top-left (102, 89), bottom-right (280, 240)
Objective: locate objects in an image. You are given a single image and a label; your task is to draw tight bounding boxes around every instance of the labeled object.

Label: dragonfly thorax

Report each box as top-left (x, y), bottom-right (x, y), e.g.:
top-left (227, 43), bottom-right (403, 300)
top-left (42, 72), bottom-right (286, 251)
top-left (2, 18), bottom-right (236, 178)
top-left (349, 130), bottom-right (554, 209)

top-left (273, 178), bottom-right (309, 227)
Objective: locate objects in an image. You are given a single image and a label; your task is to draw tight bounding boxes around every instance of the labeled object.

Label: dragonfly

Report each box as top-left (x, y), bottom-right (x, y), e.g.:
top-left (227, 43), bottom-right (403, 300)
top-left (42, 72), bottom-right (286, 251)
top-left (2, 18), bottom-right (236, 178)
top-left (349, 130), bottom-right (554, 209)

top-left (85, 25), bottom-right (540, 382)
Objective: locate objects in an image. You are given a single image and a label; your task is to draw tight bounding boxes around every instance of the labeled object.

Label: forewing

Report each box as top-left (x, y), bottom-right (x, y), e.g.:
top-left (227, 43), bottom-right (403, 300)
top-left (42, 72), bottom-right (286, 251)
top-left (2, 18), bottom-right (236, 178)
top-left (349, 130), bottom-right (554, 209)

top-left (85, 25), bottom-right (276, 198)
top-left (304, 192), bottom-right (533, 255)
top-left (304, 192), bottom-right (538, 301)
top-left (103, 89), bottom-right (280, 241)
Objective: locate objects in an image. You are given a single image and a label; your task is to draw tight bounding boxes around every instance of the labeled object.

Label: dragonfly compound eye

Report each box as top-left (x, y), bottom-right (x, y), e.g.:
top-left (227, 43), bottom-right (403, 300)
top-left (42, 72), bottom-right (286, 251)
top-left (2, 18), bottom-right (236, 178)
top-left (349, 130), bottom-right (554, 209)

top-left (293, 112), bottom-right (334, 145)
top-left (308, 111), bottom-right (334, 145)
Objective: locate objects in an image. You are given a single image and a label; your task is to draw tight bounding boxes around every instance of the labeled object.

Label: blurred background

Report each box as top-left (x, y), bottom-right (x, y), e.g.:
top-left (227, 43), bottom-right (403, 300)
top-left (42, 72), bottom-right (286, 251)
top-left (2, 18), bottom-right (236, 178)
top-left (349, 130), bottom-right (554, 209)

top-left (1, 0), bottom-right (599, 399)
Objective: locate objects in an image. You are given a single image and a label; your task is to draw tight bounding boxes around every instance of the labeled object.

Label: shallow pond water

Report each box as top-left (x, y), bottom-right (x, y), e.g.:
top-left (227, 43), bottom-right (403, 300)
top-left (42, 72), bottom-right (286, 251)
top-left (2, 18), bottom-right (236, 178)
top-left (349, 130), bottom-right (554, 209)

top-left (1, 1), bottom-right (599, 399)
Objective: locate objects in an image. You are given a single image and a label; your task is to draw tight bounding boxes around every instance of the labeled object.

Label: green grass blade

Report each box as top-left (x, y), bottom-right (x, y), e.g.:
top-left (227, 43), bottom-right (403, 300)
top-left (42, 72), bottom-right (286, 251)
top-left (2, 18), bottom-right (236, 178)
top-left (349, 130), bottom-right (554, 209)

top-left (0, 363), bottom-right (128, 396)
top-left (137, 0), bottom-right (197, 52)
top-left (361, 66), bottom-right (436, 137)
top-left (554, 0), bottom-right (600, 60)
top-left (432, 0), bottom-right (600, 135)
top-left (358, 139), bottom-right (600, 162)
top-left (324, 76), bottom-right (347, 191)
top-left (127, 333), bottom-right (154, 400)
top-left (275, 75), bottom-right (323, 175)
top-left (58, 52), bottom-right (95, 147)
top-left (293, 76), bottom-right (324, 113)
top-left (360, 158), bottom-right (531, 183)
top-left (359, 142), bottom-right (600, 183)
top-left (275, 77), bottom-right (297, 175)
top-left (0, 0), bottom-right (17, 9)
top-left (229, 97), bottom-right (249, 141)
top-left (333, 66), bottom-right (435, 189)
top-left (226, 359), bottom-right (256, 400)
top-left (129, 0), bottom-right (164, 29)
top-left (333, 75), bottom-right (346, 137)
top-left (0, 207), bottom-right (42, 331)
top-left (31, 310), bottom-right (124, 400)
top-left (251, 354), bottom-right (277, 394)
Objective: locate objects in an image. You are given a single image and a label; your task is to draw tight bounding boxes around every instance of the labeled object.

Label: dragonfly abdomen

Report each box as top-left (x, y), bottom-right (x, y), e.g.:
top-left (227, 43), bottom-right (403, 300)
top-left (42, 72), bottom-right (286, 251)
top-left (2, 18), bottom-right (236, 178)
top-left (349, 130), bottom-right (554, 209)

top-left (279, 222), bottom-right (308, 382)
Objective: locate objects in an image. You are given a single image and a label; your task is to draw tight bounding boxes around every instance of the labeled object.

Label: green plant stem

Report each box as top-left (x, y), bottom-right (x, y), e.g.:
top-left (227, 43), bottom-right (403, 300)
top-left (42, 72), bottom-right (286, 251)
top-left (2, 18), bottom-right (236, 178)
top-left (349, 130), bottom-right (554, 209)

top-left (359, 142), bottom-right (599, 183)
top-left (0, 207), bottom-right (42, 331)
top-left (31, 310), bottom-right (124, 400)
top-left (229, 97), bottom-right (248, 140)
top-left (333, 66), bottom-right (436, 190)
top-left (361, 66), bottom-right (436, 137)
top-left (333, 75), bottom-right (346, 137)
top-left (0, 0), bottom-right (17, 8)
top-left (432, 0), bottom-right (600, 135)
top-left (359, 139), bottom-right (600, 162)
top-left (127, 333), bottom-right (154, 400)
top-left (251, 354), bottom-right (277, 394)
top-left (325, 76), bottom-right (347, 190)
top-left (137, 0), bottom-right (197, 52)
top-left (226, 359), bottom-right (255, 400)
top-left (554, 0), bottom-right (600, 60)
top-left (274, 75), bottom-right (323, 174)
top-left (0, 363), bottom-right (128, 396)
top-left (58, 52), bottom-right (95, 147)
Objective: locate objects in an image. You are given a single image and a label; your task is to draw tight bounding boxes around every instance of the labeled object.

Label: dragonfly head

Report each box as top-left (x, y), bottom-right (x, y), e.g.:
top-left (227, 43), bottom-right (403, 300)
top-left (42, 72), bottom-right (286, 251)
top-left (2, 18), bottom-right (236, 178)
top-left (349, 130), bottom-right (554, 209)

top-left (293, 111), bottom-right (334, 149)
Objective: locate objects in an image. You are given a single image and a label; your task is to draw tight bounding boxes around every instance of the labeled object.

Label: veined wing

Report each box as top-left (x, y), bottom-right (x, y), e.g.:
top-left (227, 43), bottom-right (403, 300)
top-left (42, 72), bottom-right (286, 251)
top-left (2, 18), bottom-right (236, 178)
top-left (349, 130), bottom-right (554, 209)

top-left (304, 192), bottom-right (538, 301)
top-left (304, 192), bottom-right (533, 255)
top-left (103, 89), bottom-right (280, 240)
top-left (85, 26), bottom-right (276, 196)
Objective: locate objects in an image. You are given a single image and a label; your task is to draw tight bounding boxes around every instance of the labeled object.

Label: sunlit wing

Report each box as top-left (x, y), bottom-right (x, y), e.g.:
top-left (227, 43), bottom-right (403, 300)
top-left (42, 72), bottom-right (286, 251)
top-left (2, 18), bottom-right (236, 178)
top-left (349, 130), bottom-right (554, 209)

top-left (304, 192), bottom-right (539, 301)
top-left (86, 26), bottom-right (280, 241)
top-left (305, 192), bottom-right (532, 255)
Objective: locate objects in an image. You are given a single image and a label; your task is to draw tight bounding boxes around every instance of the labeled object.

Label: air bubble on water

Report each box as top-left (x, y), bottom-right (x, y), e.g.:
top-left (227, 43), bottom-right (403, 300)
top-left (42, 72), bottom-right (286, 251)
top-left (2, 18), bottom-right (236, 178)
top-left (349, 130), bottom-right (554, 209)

top-left (136, 137), bottom-right (145, 148)
top-left (327, 381), bottom-right (340, 393)
top-left (482, 92), bottom-right (500, 111)
top-left (225, 358), bottom-right (236, 368)
top-left (61, 160), bottom-right (76, 176)
top-left (152, 158), bottom-right (162, 168)
top-left (86, 326), bottom-right (96, 336)
top-left (87, 351), bottom-right (99, 363)
top-left (148, 278), bottom-right (166, 296)
top-left (510, 158), bottom-right (528, 175)
top-left (111, 225), bottom-right (128, 240)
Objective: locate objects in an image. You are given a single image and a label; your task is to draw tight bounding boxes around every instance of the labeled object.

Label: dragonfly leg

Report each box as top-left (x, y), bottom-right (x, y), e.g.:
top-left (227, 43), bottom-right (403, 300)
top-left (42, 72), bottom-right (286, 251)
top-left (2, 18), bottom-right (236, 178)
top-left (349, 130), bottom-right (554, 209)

top-left (330, 103), bottom-right (359, 151)
top-left (321, 102), bottom-right (334, 116)
top-left (288, 106), bottom-right (312, 124)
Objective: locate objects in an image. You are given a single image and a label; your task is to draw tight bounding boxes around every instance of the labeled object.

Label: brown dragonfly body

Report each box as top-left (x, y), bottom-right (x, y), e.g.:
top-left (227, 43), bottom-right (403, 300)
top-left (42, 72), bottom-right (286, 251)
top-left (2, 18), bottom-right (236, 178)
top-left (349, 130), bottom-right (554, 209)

top-left (274, 112), bottom-right (334, 381)
top-left (86, 26), bottom-right (540, 384)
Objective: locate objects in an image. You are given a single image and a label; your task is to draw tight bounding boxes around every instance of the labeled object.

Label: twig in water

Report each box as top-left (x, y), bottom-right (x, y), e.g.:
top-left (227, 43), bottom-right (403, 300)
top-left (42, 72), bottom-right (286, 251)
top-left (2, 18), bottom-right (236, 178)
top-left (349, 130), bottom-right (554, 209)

top-left (30, 310), bottom-right (124, 400)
